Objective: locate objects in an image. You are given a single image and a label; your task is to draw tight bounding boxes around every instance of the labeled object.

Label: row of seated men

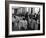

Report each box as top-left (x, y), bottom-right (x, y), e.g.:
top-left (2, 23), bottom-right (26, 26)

top-left (12, 12), bottom-right (40, 31)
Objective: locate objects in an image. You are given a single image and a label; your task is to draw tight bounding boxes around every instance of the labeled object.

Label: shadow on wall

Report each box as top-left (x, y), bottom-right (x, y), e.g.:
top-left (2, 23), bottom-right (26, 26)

top-left (6, 37), bottom-right (20, 38)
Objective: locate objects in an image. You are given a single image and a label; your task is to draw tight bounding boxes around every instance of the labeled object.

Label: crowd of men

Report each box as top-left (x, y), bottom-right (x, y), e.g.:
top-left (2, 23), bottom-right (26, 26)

top-left (12, 8), bottom-right (40, 31)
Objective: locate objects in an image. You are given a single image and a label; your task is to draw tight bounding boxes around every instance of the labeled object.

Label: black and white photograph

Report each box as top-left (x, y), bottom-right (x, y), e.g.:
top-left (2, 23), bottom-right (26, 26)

top-left (5, 1), bottom-right (45, 37)
top-left (12, 7), bottom-right (40, 31)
